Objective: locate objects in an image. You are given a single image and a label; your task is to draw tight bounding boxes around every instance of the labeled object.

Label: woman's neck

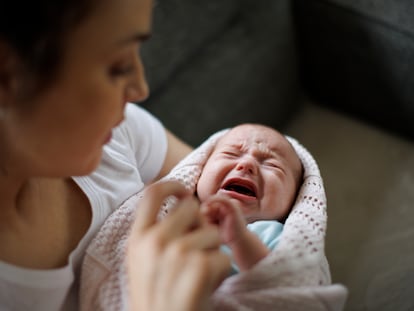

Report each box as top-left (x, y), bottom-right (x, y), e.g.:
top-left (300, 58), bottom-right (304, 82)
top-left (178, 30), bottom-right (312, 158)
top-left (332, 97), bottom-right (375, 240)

top-left (0, 173), bottom-right (27, 222)
top-left (0, 175), bottom-right (69, 228)
top-left (0, 176), bottom-right (92, 269)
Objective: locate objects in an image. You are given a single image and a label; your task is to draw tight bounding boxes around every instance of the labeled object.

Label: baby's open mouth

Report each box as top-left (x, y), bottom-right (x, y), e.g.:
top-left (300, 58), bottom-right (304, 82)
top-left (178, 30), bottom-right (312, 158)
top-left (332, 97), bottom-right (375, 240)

top-left (222, 179), bottom-right (257, 198)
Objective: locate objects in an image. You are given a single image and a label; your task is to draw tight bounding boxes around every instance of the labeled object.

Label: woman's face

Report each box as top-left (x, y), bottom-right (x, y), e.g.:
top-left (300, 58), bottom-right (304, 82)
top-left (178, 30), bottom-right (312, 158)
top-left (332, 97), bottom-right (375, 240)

top-left (2, 0), bottom-right (153, 177)
top-left (197, 124), bottom-right (302, 223)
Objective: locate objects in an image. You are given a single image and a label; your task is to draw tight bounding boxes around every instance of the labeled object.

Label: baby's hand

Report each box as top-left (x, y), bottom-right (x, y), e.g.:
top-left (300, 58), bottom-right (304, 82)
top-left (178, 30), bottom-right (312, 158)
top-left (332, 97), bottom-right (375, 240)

top-left (201, 195), bottom-right (270, 272)
top-left (200, 195), bottom-right (247, 245)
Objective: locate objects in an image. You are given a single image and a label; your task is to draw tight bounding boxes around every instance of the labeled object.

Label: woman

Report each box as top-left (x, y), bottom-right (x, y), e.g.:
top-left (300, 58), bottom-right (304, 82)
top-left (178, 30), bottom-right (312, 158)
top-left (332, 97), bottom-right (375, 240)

top-left (0, 0), bottom-right (230, 310)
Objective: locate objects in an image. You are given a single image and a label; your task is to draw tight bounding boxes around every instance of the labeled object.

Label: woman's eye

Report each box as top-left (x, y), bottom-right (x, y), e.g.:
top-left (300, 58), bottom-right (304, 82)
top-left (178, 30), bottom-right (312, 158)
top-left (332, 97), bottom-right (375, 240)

top-left (109, 63), bottom-right (135, 77)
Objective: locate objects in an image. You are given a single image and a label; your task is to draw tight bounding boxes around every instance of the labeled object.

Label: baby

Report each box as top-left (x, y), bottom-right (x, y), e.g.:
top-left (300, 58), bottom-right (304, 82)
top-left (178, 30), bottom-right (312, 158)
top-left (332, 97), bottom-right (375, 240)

top-left (80, 123), bottom-right (343, 311)
top-left (197, 123), bottom-right (303, 273)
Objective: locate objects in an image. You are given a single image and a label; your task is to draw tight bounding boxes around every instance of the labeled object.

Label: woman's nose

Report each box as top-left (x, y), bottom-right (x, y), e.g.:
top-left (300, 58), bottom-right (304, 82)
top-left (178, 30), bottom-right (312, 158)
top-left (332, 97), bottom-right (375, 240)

top-left (235, 157), bottom-right (258, 175)
top-left (125, 56), bottom-right (150, 103)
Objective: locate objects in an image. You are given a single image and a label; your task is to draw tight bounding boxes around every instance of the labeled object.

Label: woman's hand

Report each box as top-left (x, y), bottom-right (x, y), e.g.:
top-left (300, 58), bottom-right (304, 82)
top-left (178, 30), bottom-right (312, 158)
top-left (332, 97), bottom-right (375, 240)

top-left (126, 181), bottom-right (230, 311)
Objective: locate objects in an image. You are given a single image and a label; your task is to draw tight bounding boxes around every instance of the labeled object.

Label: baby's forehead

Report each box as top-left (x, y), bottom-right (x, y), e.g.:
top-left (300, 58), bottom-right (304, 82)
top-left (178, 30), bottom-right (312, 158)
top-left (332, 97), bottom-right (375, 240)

top-left (216, 125), bottom-right (302, 170)
top-left (219, 125), bottom-right (286, 150)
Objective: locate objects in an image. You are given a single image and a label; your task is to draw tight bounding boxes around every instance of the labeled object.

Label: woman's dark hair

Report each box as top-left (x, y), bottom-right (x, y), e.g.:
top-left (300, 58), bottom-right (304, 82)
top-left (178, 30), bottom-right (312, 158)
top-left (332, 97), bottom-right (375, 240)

top-left (0, 0), bottom-right (99, 95)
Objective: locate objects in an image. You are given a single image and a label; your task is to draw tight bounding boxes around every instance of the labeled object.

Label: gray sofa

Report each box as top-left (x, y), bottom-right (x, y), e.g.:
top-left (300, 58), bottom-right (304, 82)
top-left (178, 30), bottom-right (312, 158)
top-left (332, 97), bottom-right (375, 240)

top-left (142, 0), bottom-right (414, 143)
top-left (294, 0), bottom-right (414, 141)
top-left (140, 0), bottom-right (414, 310)
top-left (140, 0), bottom-right (301, 146)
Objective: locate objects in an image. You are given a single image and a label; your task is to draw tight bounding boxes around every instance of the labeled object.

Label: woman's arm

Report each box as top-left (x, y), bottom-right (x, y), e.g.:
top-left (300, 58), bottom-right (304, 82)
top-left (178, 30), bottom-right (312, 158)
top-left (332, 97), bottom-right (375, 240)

top-left (154, 129), bottom-right (193, 180)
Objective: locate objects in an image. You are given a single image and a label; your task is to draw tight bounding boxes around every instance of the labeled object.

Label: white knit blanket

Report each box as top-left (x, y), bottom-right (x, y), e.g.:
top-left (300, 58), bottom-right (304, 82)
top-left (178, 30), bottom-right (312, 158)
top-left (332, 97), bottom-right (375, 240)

top-left (80, 129), bottom-right (348, 311)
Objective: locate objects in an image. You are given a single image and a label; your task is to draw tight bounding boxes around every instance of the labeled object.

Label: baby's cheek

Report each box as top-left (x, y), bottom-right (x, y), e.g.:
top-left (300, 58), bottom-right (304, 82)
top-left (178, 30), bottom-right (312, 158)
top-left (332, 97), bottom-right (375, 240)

top-left (261, 194), bottom-right (282, 220)
top-left (198, 171), bottom-right (222, 198)
top-left (195, 175), bottom-right (210, 202)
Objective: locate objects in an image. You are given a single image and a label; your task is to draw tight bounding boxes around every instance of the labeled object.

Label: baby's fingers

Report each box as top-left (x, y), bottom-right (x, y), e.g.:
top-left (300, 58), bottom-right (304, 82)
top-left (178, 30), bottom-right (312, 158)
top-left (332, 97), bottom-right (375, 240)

top-left (201, 197), bottom-right (238, 224)
top-left (200, 201), bottom-right (222, 224)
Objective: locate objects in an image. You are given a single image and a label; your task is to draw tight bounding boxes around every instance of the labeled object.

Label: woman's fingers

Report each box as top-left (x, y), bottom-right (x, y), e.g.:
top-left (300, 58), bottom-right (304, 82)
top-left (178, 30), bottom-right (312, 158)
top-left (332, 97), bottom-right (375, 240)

top-left (156, 226), bottom-right (231, 311)
top-left (170, 249), bottom-right (230, 311)
top-left (132, 180), bottom-right (190, 234)
top-left (164, 223), bottom-right (222, 257)
top-left (173, 226), bottom-right (231, 291)
top-left (155, 195), bottom-right (201, 240)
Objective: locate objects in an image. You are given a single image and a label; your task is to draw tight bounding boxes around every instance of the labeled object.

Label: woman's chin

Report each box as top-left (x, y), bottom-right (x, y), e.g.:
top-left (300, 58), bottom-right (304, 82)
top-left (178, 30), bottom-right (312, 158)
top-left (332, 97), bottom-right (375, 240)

top-left (73, 151), bottom-right (104, 176)
top-left (103, 132), bottom-right (112, 144)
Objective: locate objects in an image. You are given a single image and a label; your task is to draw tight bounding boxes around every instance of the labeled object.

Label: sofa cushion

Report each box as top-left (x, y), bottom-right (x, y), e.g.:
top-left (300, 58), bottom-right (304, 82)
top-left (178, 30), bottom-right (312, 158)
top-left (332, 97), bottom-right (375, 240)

top-left (141, 0), bottom-right (239, 94)
top-left (324, 0), bottom-right (414, 33)
top-left (141, 0), bottom-right (301, 146)
top-left (293, 0), bottom-right (414, 140)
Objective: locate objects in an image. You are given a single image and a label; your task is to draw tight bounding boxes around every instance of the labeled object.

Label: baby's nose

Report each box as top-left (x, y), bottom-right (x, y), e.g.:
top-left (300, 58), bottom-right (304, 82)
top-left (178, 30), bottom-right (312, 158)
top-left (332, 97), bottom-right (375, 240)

top-left (235, 157), bottom-right (258, 174)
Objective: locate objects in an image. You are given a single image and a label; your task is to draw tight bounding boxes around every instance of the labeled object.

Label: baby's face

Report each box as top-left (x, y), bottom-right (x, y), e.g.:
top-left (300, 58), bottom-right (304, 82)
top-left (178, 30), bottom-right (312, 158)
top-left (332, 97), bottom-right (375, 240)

top-left (197, 124), bottom-right (302, 223)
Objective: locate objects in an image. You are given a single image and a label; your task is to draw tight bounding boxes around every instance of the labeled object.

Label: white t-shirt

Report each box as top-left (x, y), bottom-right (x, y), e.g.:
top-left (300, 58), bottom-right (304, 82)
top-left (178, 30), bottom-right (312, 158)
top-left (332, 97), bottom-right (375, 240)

top-left (0, 104), bottom-right (168, 311)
